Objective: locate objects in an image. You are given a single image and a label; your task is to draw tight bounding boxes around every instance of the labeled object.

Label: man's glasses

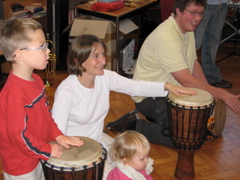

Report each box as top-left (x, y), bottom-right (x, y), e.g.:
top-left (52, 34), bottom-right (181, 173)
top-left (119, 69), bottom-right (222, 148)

top-left (19, 42), bottom-right (49, 51)
top-left (185, 8), bottom-right (206, 18)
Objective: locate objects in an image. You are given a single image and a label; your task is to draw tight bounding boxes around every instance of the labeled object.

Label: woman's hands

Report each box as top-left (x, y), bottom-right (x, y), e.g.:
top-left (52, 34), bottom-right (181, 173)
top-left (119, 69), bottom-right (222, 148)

top-left (164, 82), bottom-right (197, 96)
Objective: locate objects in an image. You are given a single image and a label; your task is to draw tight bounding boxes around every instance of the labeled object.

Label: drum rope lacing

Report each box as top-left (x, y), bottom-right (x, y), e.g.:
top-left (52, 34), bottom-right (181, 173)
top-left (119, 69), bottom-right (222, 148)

top-left (167, 98), bottom-right (216, 151)
top-left (171, 105), bottom-right (209, 150)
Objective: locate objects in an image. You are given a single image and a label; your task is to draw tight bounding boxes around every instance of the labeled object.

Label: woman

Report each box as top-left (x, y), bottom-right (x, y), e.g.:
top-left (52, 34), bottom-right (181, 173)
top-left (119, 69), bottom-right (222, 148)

top-left (52, 34), bottom-right (196, 179)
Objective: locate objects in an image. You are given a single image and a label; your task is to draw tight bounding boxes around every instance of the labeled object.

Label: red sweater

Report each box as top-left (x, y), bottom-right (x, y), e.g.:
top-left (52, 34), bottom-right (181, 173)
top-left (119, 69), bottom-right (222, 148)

top-left (0, 73), bottom-right (63, 175)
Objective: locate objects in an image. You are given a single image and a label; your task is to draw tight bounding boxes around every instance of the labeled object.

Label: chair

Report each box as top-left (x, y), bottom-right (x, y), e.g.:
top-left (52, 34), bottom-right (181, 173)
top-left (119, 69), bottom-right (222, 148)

top-left (220, 3), bottom-right (239, 44)
top-left (144, 0), bottom-right (174, 23)
top-left (137, 0), bottom-right (174, 50)
top-left (218, 2), bottom-right (240, 63)
top-left (160, 0), bottom-right (174, 22)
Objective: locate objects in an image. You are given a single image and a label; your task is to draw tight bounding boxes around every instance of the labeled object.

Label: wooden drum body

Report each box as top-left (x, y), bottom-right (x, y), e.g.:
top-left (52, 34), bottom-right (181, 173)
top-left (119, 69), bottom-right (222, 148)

top-left (166, 88), bottom-right (215, 180)
top-left (42, 137), bottom-right (107, 180)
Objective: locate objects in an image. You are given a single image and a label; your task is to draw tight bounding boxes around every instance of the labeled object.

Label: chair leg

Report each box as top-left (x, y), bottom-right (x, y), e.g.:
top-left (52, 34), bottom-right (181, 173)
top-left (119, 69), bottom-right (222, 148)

top-left (217, 27), bottom-right (240, 63)
top-left (220, 20), bottom-right (237, 44)
top-left (217, 5), bottom-right (240, 63)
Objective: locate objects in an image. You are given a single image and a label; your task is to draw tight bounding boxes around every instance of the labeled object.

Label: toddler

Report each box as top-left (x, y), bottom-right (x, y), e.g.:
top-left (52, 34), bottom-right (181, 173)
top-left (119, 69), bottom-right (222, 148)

top-left (107, 130), bottom-right (153, 180)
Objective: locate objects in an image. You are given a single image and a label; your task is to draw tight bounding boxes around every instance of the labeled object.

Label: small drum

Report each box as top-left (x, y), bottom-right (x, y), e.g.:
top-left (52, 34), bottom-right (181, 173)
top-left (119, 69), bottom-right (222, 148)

top-left (42, 137), bottom-right (107, 180)
top-left (166, 88), bottom-right (215, 180)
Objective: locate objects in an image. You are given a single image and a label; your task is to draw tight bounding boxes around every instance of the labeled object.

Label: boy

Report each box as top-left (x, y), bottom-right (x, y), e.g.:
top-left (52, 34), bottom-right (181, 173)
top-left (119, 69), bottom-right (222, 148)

top-left (0, 18), bottom-right (83, 180)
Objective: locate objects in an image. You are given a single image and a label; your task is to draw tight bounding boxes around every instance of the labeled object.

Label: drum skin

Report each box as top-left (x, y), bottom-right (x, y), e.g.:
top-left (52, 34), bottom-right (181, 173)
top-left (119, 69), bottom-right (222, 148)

top-left (42, 137), bottom-right (106, 180)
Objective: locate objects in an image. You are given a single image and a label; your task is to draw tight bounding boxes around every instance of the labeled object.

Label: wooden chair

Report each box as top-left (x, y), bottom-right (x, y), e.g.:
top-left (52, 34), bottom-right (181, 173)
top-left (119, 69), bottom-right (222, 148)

top-left (160, 0), bottom-right (174, 22)
top-left (218, 2), bottom-right (240, 62)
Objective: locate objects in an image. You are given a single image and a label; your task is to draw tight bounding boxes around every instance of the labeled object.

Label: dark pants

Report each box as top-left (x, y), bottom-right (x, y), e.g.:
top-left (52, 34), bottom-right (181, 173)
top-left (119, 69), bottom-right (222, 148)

top-left (135, 97), bottom-right (173, 147)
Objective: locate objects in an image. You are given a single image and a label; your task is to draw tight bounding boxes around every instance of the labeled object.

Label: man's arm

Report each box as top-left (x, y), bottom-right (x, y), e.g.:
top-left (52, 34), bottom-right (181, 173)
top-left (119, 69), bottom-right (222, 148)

top-left (172, 59), bottom-right (240, 114)
top-left (191, 60), bottom-right (208, 83)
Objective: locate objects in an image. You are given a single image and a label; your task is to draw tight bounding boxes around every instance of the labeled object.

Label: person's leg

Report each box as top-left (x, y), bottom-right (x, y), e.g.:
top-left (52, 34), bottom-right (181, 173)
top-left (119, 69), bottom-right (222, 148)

top-left (135, 97), bottom-right (173, 147)
top-left (100, 132), bottom-right (116, 180)
top-left (36, 162), bottom-right (45, 180)
top-left (106, 98), bottom-right (173, 147)
top-left (194, 7), bottom-right (211, 50)
top-left (3, 162), bottom-right (45, 180)
top-left (201, 4), bottom-right (228, 84)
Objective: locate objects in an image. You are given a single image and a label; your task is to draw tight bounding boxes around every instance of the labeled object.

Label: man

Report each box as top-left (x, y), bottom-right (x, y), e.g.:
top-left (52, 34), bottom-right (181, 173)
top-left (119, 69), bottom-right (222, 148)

top-left (194, 0), bottom-right (239, 88)
top-left (106, 0), bottom-right (240, 146)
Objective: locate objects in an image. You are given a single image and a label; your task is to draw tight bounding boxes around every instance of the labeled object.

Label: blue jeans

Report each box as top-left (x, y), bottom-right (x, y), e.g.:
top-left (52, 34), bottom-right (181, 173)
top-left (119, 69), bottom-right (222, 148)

top-left (194, 3), bottom-right (228, 84)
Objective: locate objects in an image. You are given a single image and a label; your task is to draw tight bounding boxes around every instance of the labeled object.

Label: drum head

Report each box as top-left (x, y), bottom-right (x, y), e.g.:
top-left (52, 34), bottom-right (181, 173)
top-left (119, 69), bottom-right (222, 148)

top-left (47, 137), bottom-right (103, 170)
top-left (168, 88), bottom-right (214, 107)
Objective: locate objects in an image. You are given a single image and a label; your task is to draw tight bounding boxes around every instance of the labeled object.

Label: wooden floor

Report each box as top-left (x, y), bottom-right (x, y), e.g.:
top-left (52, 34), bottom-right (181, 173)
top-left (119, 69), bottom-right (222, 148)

top-left (0, 40), bottom-right (240, 179)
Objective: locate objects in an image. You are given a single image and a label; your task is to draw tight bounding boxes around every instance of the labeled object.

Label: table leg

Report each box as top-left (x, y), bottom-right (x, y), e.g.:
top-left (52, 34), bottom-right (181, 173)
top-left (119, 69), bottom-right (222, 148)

top-left (114, 17), bottom-right (120, 73)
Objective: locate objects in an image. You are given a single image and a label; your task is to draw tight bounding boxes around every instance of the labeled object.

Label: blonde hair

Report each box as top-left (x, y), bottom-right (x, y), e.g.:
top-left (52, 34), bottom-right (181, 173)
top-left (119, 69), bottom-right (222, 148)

top-left (109, 131), bottom-right (151, 163)
top-left (0, 18), bottom-right (42, 61)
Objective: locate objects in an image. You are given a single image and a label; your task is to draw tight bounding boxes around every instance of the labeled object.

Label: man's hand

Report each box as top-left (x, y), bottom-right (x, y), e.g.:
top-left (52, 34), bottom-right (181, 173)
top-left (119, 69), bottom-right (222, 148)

top-left (223, 94), bottom-right (240, 114)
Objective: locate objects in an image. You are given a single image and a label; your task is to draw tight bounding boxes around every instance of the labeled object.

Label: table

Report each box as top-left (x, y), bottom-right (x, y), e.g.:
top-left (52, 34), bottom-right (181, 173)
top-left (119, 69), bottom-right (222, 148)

top-left (76, 0), bottom-right (159, 72)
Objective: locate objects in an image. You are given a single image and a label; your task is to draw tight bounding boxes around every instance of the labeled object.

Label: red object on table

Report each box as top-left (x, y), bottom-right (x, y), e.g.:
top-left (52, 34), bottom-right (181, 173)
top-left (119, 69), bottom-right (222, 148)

top-left (90, 0), bottom-right (125, 12)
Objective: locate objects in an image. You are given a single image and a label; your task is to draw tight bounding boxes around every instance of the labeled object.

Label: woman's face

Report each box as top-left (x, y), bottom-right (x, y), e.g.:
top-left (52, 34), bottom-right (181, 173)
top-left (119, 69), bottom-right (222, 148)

top-left (82, 42), bottom-right (106, 77)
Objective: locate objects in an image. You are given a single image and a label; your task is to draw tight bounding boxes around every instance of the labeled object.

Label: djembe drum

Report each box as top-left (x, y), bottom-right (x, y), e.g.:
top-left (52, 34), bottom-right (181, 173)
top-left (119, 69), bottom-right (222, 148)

top-left (166, 88), bottom-right (215, 180)
top-left (42, 137), bottom-right (107, 180)
top-left (211, 99), bottom-right (226, 137)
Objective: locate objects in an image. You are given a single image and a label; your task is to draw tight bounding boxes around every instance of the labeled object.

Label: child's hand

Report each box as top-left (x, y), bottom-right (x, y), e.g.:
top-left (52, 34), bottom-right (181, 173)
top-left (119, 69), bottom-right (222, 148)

top-left (50, 143), bottom-right (63, 158)
top-left (56, 135), bottom-right (84, 149)
top-left (164, 83), bottom-right (197, 96)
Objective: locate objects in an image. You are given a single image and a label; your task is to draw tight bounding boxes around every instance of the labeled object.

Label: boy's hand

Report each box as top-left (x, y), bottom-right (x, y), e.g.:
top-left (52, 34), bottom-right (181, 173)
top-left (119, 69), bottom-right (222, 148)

top-left (50, 143), bottom-right (63, 158)
top-left (56, 135), bottom-right (84, 149)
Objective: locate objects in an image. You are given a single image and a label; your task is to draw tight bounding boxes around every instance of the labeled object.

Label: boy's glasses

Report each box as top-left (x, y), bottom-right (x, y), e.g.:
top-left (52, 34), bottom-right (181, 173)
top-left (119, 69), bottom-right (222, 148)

top-left (19, 42), bottom-right (49, 51)
top-left (184, 8), bottom-right (206, 18)
top-left (13, 42), bottom-right (49, 58)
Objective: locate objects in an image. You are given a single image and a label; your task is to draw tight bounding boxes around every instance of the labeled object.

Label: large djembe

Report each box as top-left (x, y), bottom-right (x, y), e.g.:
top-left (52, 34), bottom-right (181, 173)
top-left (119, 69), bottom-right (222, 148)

top-left (166, 88), bottom-right (215, 180)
